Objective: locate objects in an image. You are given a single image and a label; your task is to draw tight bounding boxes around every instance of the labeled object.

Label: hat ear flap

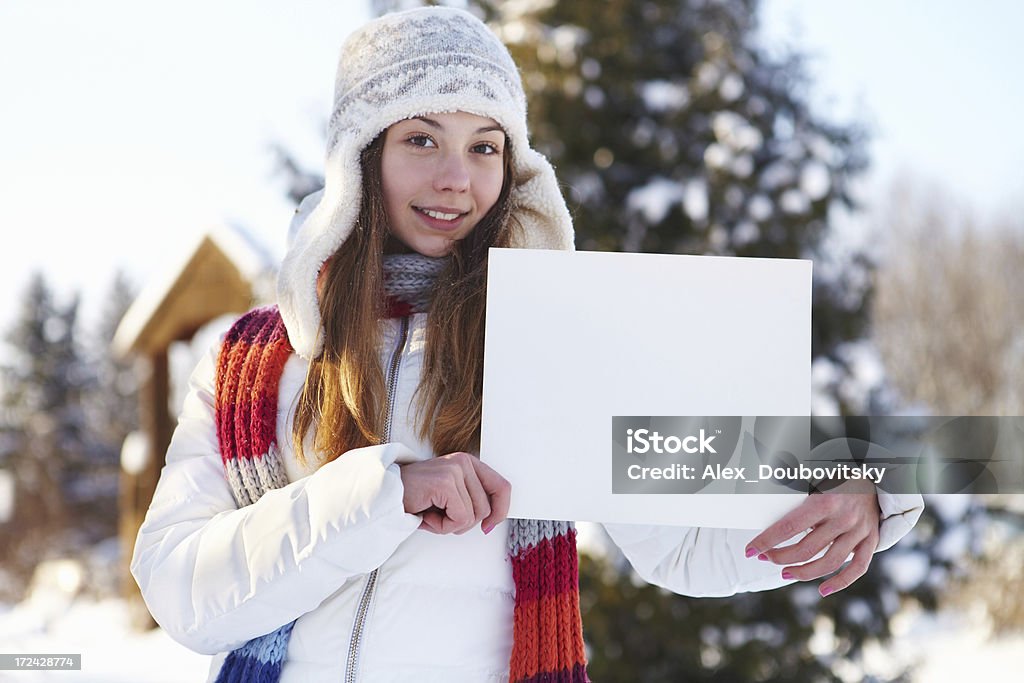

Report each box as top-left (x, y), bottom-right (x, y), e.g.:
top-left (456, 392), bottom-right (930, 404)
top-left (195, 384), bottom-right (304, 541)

top-left (279, 139), bottom-right (365, 360)
top-left (509, 148), bottom-right (575, 251)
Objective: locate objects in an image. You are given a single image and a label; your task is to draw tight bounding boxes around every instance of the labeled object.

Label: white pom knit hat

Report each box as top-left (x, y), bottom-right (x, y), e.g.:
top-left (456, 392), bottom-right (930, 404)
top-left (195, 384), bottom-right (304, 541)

top-left (278, 6), bottom-right (575, 360)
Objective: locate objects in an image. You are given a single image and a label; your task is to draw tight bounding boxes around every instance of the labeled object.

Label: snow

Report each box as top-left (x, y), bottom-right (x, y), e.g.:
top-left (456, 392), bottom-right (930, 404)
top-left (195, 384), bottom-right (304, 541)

top-left (718, 72), bottom-right (745, 101)
top-left (626, 177), bottom-right (684, 224)
top-left (799, 160), bottom-right (832, 200)
top-left (682, 179), bottom-right (709, 223)
top-left (695, 61), bottom-right (722, 92)
top-left (0, 555), bottom-right (211, 682)
top-left (760, 161), bottom-right (796, 189)
top-left (933, 524), bottom-right (972, 562)
top-left (2, 552), bottom-right (1022, 682)
top-left (640, 80), bottom-right (690, 112)
top-left (703, 142), bottom-right (731, 170)
top-left (730, 154), bottom-right (754, 178)
top-left (882, 551), bottom-right (930, 592)
top-left (0, 469), bottom-right (12, 523)
top-left (711, 111), bottom-right (763, 152)
top-left (0, 596), bottom-right (211, 682)
top-left (733, 221), bottom-right (760, 247)
top-left (842, 597), bottom-right (873, 625)
top-left (119, 431), bottom-right (150, 476)
top-left (810, 356), bottom-right (847, 416)
top-left (779, 188), bottom-right (810, 214)
top-left (747, 194), bottom-right (773, 221)
top-left (878, 604), bottom-right (1024, 682)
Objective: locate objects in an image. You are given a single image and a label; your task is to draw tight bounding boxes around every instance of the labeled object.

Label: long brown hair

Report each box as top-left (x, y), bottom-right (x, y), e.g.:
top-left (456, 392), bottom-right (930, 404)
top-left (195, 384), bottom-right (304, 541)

top-left (292, 130), bottom-right (519, 467)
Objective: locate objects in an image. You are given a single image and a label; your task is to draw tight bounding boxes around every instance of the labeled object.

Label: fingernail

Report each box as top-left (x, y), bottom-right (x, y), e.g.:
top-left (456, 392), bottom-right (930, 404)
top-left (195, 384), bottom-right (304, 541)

top-left (782, 570), bottom-right (794, 580)
top-left (757, 553), bottom-right (769, 561)
top-left (820, 586), bottom-right (833, 597)
top-left (745, 547), bottom-right (758, 558)
top-left (482, 524), bottom-right (494, 535)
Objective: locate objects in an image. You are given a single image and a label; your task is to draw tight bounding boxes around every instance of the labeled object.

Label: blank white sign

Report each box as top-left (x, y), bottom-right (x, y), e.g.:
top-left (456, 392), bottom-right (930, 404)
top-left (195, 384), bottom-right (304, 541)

top-left (480, 248), bottom-right (811, 529)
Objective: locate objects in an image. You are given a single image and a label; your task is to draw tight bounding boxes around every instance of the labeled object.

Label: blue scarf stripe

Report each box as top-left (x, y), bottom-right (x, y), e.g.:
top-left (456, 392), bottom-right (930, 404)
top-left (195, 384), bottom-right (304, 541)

top-left (214, 622), bottom-right (295, 682)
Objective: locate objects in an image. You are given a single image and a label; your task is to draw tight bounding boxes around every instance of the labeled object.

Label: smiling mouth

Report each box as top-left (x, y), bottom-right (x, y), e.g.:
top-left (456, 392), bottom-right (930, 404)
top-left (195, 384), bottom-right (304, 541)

top-left (415, 207), bottom-right (466, 222)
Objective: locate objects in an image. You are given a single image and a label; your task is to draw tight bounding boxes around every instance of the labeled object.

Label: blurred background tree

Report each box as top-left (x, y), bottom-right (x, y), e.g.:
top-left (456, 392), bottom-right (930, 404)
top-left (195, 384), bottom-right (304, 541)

top-left (873, 181), bottom-right (1024, 417)
top-left (0, 272), bottom-right (137, 600)
top-left (871, 178), bottom-right (1024, 642)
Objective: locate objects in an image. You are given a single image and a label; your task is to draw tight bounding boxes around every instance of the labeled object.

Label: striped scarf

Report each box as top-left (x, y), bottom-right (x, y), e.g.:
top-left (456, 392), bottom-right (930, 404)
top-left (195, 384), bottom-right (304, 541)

top-left (213, 276), bottom-right (589, 682)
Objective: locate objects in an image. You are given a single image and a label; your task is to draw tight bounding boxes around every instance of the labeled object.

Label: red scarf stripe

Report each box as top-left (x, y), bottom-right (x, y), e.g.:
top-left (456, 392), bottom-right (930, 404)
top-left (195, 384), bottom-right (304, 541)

top-left (216, 308), bottom-right (291, 463)
top-left (215, 314), bottom-right (261, 464)
top-left (510, 534), bottom-right (579, 602)
top-left (249, 318), bottom-right (292, 458)
top-left (232, 310), bottom-right (280, 463)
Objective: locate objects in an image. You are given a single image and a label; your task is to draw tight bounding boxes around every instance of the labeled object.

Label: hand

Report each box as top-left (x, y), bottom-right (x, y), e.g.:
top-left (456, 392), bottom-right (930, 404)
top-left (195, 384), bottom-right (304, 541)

top-left (399, 452), bottom-right (511, 535)
top-left (744, 478), bottom-right (881, 597)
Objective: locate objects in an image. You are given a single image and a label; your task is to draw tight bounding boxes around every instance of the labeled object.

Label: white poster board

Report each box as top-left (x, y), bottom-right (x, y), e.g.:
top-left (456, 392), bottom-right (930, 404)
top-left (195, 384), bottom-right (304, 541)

top-left (480, 249), bottom-right (811, 529)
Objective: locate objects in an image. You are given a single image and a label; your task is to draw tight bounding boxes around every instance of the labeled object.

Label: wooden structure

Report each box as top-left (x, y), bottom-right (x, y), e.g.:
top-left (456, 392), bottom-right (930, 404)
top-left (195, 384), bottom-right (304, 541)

top-left (112, 224), bottom-right (273, 627)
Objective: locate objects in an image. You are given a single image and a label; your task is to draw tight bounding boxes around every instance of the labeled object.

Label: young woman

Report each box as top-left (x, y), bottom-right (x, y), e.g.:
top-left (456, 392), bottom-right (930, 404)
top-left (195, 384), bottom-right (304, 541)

top-left (131, 7), bottom-right (924, 682)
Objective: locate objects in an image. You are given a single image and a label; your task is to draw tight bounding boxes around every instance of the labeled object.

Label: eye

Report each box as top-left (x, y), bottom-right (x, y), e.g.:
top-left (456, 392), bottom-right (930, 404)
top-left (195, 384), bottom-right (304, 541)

top-left (472, 142), bottom-right (502, 155)
top-left (406, 134), bottom-right (436, 148)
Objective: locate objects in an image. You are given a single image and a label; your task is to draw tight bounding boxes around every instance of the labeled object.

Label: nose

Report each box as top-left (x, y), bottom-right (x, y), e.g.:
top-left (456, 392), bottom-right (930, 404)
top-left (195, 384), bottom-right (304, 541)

top-left (433, 152), bottom-right (471, 193)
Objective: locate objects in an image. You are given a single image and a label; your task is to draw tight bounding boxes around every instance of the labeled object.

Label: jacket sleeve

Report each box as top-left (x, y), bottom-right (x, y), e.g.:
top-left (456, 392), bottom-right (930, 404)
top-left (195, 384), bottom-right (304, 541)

top-left (130, 343), bottom-right (422, 655)
top-left (601, 491), bottom-right (924, 597)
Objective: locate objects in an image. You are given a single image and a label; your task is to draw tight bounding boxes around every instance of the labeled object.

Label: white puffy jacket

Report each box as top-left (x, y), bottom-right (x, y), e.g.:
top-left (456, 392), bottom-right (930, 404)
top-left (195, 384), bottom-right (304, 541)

top-left (131, 312), bottom-right (924, 682)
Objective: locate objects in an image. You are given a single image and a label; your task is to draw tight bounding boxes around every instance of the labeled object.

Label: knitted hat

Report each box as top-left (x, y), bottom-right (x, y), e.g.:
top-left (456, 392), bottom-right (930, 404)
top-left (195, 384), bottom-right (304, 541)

top-left (278, 6), bottom-right (575, 360)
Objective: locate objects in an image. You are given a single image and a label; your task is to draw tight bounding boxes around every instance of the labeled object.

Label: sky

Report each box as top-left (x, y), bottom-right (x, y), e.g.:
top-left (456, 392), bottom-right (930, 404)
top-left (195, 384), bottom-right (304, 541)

top-left (1, 0), bottom-right (1022, 341)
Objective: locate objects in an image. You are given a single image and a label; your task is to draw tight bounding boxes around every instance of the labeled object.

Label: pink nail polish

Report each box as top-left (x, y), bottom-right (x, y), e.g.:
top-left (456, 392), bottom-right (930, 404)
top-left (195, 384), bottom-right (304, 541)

top-left (745, 547), bottom-right (758, 558)
top-left (482, 524), bottom-right (493, 535)
top-left (782, 570), bottom-right (794, 580)
top-left (757, 553), bottom-right (769, 561)
top-left (820, 586), bottom-right (833, 597)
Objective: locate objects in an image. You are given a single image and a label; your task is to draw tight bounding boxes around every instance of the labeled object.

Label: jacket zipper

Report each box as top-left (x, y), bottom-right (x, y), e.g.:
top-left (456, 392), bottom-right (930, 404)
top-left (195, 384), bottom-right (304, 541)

top-left (344, 315), bottom-right (410, 683)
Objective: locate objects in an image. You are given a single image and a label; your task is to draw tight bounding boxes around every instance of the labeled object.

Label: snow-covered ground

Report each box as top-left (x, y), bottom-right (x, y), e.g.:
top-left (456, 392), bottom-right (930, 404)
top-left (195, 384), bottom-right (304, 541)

top-left (0, 596), bottom-right (210, 682)
top-left (1, 583), bottom-right (1020, 682)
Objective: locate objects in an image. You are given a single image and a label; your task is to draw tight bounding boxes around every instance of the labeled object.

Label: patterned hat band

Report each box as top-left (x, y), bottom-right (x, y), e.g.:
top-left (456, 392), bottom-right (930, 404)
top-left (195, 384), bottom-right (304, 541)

top-left (326, 56), bottom-right (527, 153)
top-left (333, 52), bottom-right (524, 112)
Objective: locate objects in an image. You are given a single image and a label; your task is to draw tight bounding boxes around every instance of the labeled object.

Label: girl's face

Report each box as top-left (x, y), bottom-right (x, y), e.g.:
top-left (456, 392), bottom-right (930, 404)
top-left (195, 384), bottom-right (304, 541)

top-left (381, 111), bottom-right (506, 257)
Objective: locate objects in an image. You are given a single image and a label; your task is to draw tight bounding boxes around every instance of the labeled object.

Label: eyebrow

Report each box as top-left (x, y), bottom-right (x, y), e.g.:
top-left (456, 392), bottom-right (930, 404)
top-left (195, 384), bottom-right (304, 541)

top-left (414, 116), bottom-right (503, 135)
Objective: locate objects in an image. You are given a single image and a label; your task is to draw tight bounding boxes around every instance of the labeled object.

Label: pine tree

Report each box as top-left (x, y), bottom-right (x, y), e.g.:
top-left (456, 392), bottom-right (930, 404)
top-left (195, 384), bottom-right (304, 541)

top-left (78, 271), bottom-right (140, 545)
top-left (0, 274), bottom-right (91, 597)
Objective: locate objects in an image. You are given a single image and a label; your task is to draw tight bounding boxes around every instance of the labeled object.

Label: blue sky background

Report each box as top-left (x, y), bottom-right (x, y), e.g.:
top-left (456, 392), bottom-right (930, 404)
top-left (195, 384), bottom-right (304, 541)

top-left (1, 0), bottom-right (1021, 336)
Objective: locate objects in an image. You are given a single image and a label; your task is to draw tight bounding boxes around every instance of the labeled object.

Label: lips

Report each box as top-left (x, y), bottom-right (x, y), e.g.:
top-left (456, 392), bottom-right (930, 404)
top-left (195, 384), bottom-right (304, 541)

top-left (413, 205), bottom-right (469, 230)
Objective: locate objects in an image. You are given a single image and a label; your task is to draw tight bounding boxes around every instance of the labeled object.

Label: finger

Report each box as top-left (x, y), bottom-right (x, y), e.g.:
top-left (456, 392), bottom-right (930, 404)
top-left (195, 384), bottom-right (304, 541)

top-left (817, 535), bottom-right (877, 597)
top-left (454, 453), bottom-right (492, 527)
top-left (759, 521), bottom-right (841, 565)
top-left (447, 471), bottom-right (477, 531)
top-left (746, 495), bottom-right (831, 557)
top-left (432, 468), bottom-right (475, 533)
top-left (471, 458), bottom-right (512, 532)
top-left (419, 508), bottom-right (447, 534)
top-left (781, 530), bottom-right (861, 582)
